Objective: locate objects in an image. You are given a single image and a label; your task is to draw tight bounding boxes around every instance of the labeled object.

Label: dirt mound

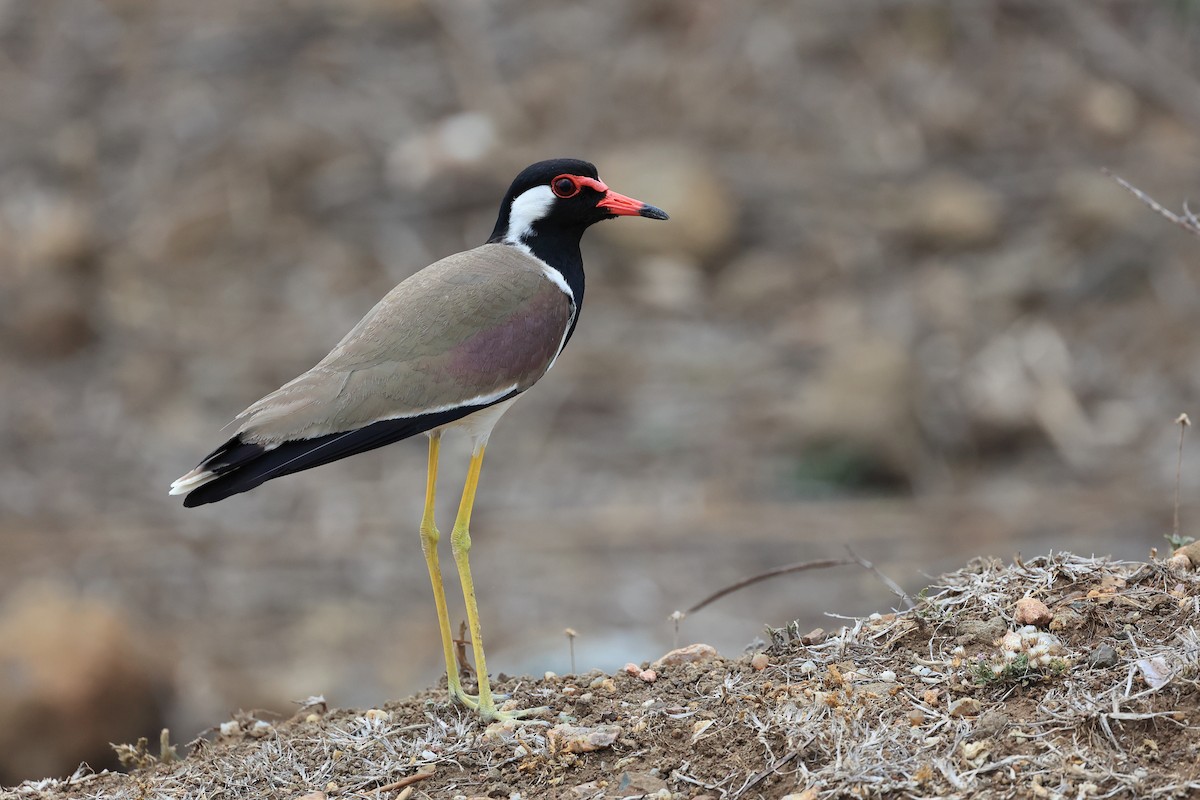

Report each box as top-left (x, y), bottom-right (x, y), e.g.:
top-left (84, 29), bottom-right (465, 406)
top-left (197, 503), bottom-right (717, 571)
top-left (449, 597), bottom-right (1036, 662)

top-left (10, 553), bottom-right (1200, 799)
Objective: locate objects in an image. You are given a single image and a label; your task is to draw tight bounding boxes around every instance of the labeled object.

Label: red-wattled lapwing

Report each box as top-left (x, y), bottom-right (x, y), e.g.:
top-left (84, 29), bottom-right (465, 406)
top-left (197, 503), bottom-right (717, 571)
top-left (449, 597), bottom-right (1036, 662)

top-left (170, 158), bottom-right (668, 721)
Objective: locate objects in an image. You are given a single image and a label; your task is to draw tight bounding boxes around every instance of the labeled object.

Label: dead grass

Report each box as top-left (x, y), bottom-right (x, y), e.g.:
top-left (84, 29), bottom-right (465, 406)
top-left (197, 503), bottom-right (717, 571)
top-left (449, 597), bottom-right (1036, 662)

top-left (9, 552), bottom-right (1200, 800)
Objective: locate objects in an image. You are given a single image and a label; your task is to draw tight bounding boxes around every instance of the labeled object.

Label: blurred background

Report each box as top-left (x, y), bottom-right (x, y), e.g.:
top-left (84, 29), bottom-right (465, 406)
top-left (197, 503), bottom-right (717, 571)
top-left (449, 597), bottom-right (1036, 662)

top-left (4, 0), bottom-right (1200, 782)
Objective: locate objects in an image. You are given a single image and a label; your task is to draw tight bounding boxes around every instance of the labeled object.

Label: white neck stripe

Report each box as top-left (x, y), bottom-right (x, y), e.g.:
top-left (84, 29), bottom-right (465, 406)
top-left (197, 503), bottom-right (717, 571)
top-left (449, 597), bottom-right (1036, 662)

top-left (504, 185), bottom-right (555, 245)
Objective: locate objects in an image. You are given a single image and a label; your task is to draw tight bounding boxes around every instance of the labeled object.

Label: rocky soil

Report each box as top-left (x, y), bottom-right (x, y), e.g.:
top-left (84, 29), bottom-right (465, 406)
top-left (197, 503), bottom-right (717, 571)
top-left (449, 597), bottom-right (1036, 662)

top-left (11, 554), bottom-right (1200, 799)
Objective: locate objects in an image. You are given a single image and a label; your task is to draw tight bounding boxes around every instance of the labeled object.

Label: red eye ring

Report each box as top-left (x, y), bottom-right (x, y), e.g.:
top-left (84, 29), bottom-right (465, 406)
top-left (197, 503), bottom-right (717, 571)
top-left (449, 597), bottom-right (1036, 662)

top-left (551, 175), bottom-right (580, 198)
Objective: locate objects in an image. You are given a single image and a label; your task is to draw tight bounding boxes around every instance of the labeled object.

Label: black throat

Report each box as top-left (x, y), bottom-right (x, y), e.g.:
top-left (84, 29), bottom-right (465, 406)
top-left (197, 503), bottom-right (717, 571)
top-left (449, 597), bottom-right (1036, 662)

top-left (488, 222), bottom-right (587, 315)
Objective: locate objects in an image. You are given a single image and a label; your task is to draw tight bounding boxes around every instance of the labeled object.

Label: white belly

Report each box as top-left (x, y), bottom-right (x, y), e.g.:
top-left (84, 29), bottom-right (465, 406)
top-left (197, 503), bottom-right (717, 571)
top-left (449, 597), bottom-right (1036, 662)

top-left (430, 395), bottom-right (521, 453)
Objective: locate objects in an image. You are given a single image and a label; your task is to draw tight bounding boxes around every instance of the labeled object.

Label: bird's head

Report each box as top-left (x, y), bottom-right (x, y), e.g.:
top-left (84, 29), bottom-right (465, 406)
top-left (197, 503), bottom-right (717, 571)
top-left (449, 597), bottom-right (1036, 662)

top-left (491, 158), bottom-right (669, 247)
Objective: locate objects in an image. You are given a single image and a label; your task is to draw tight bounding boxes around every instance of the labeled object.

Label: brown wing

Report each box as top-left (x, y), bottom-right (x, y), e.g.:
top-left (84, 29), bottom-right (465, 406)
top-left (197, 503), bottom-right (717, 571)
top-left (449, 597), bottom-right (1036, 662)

top-left (234, 243), bottom-right (573, 444)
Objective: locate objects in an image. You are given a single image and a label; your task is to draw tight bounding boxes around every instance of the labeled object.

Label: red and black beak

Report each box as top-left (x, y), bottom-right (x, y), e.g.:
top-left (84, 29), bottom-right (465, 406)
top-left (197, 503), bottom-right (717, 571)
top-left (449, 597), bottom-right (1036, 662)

top-left (571, 175), bottom-right (669, 220)
top-left (597, 188), bottom-right (669, 220)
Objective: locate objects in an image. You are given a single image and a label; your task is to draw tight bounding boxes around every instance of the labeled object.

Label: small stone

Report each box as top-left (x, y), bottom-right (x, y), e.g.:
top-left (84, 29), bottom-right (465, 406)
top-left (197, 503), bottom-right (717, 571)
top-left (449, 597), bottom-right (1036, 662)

top-left (219, 721), bottom-right (241, 737)
top-left (948, 697), bottom-right (982, 718)
top-left (638, 669), bottom-right (657, 683)
top-left (878, 670), bottom-right (897, 682)
top-left (1167, 553), bottom-right (1192, 573)
top-left (1014, 597), bottom-right (1053, 628)
top-left (1171, 541), bottom-right (1200, 568)
top-left (614, 771), bottom-right (667, 795)
top-left (781, 790), bottom-right (819, 800)
top-left (548, 723), bottom-right (622, 754)
top-left (622, 662), bottom-right (641, 676)
top-left (364, 708), bottom-right (389, 722)
top-left (652, 643), bottom-right (720, 669)
top-left (750, 653), bottom-right (769, 671)
top-left (961, 740), bottom-right (990, 764)
top-left (1050, 606), bottom-right (1085, 632)
top-left (800, 628), bottom-right (827, 646)
top-left (305, 713), bottom-right (320, 723)
top-left (956, 617), bottom-right (1007, 645)
top-left (293, 793), bottom-right (327, 800)
top-left (544, 670), bottom-right (557, 680)
top-left (1085, 644), bottom-right (1119, 669)
top-left (922, 689), bottom-right (940, 707)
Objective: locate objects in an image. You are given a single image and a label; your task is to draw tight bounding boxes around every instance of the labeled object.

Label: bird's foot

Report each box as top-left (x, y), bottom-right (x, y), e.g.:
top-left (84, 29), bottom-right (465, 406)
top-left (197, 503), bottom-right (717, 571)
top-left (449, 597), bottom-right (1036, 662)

top-left (478, 703), bottom-right (552, 725)
top-left (449, 685), bottom-right (549, 723)
top-left (449, 686), bottom-right (510, 709)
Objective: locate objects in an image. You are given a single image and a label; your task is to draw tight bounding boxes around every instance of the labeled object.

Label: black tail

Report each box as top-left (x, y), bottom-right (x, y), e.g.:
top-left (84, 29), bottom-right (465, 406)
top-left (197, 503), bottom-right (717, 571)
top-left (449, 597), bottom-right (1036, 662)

top-left (181, 403), bottom-right (497, 507)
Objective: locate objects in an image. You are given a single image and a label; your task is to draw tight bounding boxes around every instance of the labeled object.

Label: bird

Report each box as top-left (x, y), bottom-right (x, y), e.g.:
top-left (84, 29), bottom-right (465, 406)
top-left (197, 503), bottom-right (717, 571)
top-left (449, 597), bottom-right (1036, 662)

top-left (170, 158), bottom-right (668, 721)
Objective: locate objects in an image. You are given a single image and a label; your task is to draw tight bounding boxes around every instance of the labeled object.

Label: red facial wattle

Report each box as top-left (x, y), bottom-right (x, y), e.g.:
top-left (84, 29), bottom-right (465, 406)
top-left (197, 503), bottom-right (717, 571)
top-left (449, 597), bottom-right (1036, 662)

top-left (551, 174), bottom-right (670, 221)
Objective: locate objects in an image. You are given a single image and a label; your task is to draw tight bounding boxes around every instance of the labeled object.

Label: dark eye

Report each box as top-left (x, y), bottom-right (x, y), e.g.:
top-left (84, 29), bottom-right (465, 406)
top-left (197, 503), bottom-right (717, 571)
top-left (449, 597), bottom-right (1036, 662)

top-left (551, 176), bottom-right (579, 198)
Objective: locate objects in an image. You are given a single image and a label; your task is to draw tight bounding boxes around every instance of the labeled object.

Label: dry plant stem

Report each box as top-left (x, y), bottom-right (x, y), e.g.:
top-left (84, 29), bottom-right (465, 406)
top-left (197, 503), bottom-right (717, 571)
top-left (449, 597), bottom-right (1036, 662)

top-left (737, 747), bottom-right (806, 796)
top-left (1175, 413), bottom-right (1191, 542)
top-left (455, 620), bottom-right (472, 678)
top-left (684, 557), bottom-right (856, 615)
top-left (844, 545), bottom-right (927, 632)
top-left (564, 628), bottom-right (577, 674)
top-left (1102, 168), bottom-right (1200, 239)
top-left (372, 771), bottom-right (435, 793)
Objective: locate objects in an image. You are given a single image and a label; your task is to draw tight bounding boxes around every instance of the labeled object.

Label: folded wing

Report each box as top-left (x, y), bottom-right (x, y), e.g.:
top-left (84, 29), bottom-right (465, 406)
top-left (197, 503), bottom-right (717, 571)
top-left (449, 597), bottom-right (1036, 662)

top-left (172, 244), bottom-right (573, 506)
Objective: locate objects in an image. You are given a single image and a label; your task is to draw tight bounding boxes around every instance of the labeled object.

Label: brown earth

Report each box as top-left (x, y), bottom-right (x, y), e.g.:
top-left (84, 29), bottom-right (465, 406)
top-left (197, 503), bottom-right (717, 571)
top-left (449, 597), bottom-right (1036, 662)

top-left (9, 553), bottom-right (1200, 799)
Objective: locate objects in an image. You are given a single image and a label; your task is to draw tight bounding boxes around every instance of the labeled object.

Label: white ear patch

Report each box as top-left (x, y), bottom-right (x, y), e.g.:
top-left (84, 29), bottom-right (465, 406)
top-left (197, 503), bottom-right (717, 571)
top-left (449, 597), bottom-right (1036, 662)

top-left (505, 185), bottom-right (555, 244)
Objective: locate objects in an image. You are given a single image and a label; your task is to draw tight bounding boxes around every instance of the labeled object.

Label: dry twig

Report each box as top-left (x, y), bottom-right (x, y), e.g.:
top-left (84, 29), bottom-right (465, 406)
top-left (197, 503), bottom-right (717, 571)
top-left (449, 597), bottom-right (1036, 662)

top-left (684, 557), bottom-right (856, 616)
top-left (1174, 413), bottom-right (1191, 542)
top-left (1102, 168), bottom-right (1200, 239)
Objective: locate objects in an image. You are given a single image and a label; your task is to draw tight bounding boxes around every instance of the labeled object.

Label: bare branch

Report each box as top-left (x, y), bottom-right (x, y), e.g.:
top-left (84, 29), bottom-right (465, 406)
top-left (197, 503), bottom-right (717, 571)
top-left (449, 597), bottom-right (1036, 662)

top-left (844, 545), bottom-right (926, 632)
top-left (1102, 168), bottom-right (1200, 239)
top-left (683, 557), bottom-right (856, 616)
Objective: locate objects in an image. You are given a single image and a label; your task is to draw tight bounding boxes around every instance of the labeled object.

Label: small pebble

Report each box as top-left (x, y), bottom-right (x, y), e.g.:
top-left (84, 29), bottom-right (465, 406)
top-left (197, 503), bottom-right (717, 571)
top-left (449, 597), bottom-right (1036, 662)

top-left (948, 697), bottom-right (982, 718)
top-left (652, 643), bottom-right (719, 669)
top-left (548, 723), bottom-right (622, 754)
top-left (878, 670), bottom-right (897, 682)
top-left (1085, 643), bottom-right (1119, 669)
top-left (638, 669), bottom-right (657, 682)
top-left (219, 721), bottom-right (240, 737)
top-left (1015, 597), bottom-right (1053, 627)
top-left (544, 670), bottom-right (557, 680)
top-left (1167, 553), bottom-right (1192, 572)
top-left (801, 628), bottom-right (826, 645)
top-left (623, 662), bottom-right (641, 676)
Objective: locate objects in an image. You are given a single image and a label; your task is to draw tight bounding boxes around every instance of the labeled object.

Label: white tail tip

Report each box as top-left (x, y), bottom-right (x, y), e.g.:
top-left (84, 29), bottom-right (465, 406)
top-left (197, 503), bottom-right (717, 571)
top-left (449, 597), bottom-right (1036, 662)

top-left (169, 469), bottom-right (217, 496)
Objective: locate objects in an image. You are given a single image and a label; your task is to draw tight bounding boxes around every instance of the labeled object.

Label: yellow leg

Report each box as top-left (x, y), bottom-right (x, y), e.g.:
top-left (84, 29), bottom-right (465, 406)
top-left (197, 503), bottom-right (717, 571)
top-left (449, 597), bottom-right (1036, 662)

top-left (418, 433), bottom-right (476, 709)
top-left (450, 444), bottom-right (549, 722)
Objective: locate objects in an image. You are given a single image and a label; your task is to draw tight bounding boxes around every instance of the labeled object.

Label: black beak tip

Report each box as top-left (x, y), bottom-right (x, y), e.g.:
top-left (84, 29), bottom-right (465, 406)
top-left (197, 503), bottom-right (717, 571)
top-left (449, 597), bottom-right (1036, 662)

top-left (640, 204), bottom-right (669, 221)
